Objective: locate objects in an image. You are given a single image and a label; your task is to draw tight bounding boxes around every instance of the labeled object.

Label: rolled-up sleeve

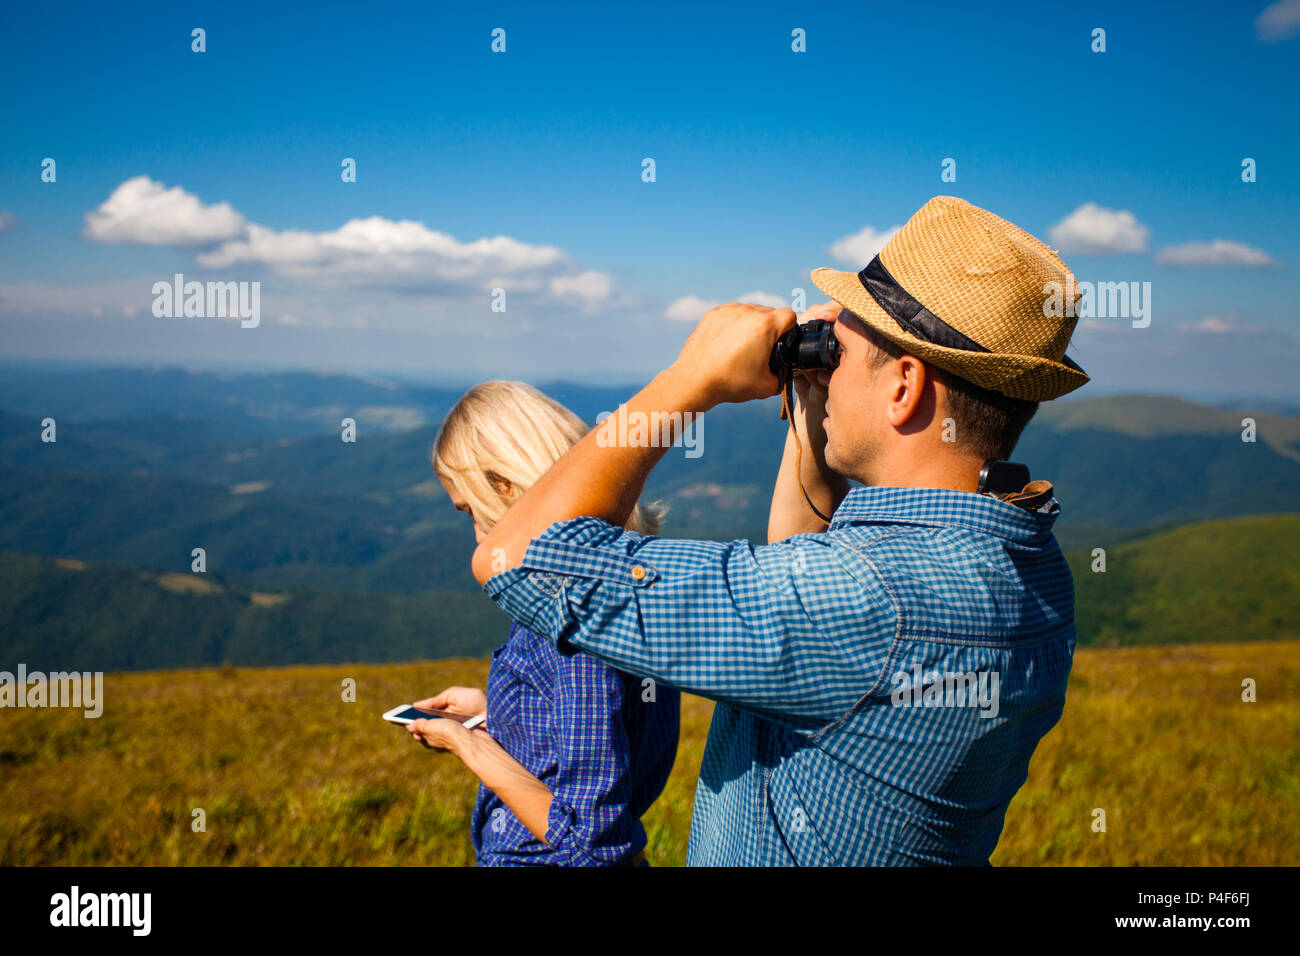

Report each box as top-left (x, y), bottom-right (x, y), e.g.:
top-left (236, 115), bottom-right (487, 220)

top-left (484, 517), bottom-right (897, 724)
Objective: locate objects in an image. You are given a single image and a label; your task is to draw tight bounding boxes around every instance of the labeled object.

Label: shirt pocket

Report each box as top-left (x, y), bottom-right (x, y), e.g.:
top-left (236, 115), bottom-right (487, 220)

top-left (485, 645), bottom-right (533, 744)
top-left (766, 756), bottom-right (844, 866)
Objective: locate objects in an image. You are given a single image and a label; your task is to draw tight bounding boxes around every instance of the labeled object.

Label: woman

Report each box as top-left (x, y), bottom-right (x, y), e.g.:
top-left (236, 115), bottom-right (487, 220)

top-left (406, 380), bottom-right (680, 866)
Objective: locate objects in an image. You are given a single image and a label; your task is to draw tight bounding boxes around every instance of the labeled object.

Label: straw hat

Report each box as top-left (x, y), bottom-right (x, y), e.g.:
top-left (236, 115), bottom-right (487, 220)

top-left (810, 196), bottom-right (1089, 401)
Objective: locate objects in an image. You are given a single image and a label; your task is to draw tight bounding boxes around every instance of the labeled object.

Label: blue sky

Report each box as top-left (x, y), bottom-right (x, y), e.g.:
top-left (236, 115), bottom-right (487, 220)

top-left (1, 0), bottom-right (1298, 397)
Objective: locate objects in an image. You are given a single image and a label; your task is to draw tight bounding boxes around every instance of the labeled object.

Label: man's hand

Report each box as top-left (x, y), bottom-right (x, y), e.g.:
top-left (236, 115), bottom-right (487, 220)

top-left (671, 302), bottom-right (797, 407)
top-left (791, 301), bottom-right (843, 443)
top-left (767, 301), bottom-right (850, 542)
top-left (412, 686), bottom-right (487, 719)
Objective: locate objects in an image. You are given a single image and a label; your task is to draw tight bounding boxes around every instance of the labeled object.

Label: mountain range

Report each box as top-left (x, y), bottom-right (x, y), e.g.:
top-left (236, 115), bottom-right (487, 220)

top-left (0, 363), bottom-right (1295, 669)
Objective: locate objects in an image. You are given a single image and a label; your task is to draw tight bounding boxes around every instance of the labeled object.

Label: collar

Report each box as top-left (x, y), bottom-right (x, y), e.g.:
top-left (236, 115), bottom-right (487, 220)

top-left (827, 483), bottom-right (1061, 545)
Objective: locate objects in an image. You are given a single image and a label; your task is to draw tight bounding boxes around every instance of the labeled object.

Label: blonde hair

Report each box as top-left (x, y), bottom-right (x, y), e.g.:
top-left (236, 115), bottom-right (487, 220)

top-left (433, 380), bottom-right (665, 535)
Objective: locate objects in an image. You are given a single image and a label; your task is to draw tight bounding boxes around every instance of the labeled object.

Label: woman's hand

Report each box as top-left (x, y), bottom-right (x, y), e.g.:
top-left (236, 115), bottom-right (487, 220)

top-left (404, 709), bottom-right (556, 845)
top-left (413, 686), bottom-right (486, 719)
top-left (407, 715), bottom-right (475, 754)
top-left (405, 686), bottom-right (488, 754)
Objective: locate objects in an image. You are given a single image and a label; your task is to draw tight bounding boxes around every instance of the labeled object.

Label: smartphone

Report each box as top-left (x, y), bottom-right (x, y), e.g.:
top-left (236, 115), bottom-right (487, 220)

top-left (382, 704), bottom-right (485, 730)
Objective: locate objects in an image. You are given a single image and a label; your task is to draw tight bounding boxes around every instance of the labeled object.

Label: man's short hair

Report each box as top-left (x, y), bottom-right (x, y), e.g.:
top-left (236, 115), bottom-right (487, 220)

top-left (857, 318), bottom-right (1038, 461)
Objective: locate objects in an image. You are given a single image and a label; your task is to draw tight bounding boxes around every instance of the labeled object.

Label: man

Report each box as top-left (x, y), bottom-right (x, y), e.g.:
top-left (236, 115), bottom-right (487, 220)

top-left (466, 195), bottom-right (1088, 865)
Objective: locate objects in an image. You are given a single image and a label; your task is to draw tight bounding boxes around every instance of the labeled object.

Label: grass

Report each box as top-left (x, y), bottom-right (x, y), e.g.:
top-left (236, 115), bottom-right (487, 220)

top-left (1, 641), bottom-right (1295, 866)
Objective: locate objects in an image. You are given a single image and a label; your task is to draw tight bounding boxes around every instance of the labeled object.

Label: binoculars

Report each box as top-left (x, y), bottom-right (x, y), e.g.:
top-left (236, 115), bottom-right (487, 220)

top-left (768, 319), bottom-right (842, 378)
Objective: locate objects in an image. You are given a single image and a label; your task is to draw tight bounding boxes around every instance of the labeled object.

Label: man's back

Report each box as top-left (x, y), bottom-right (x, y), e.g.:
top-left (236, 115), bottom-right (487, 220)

top-left (686, 485), bottom-right (1076, 865)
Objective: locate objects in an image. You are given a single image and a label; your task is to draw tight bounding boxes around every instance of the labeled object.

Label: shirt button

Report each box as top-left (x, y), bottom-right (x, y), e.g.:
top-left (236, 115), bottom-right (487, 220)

top-left (630, 565), bottom-right (647, 580)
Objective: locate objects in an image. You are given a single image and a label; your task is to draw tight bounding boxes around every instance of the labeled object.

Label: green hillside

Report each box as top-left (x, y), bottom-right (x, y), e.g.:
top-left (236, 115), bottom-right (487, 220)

top-left (2, 515), bottom-right (1295, 671)
top-left (0, 552), bottom-right (506, 671)
top-left (1068, 514), bottom-right (1300, 646)
top-left (1037, 393), bottom-right (1300, 463)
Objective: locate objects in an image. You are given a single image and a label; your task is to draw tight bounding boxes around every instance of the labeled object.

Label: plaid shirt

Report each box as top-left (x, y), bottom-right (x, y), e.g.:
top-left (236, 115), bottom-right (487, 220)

top-left (471, 622), bottom-right (680, 866)
top-left (485, 485), bottom-right (1077, 866)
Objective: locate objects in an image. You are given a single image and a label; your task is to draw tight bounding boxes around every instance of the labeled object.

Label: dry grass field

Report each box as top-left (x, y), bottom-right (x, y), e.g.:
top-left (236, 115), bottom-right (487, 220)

top-left (1, 641), bottom-right (1295, 866)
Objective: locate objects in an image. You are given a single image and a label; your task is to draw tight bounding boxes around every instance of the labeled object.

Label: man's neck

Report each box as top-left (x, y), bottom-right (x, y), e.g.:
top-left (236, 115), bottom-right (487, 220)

top-left (863, 453), bottom-right (984, 493)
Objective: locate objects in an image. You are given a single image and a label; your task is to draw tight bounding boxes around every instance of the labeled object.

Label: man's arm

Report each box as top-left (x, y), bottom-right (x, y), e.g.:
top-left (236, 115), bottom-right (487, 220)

top-left (768, 303), bottom-right (850, 542)
top-left (485, 520), bottom-right (897, 724)
top-left (473, 299), bottom-right (894, 724)
top-left (472, 302), bottom-right (797, 585)
top-left (767, 376), bottom-right (850, 542)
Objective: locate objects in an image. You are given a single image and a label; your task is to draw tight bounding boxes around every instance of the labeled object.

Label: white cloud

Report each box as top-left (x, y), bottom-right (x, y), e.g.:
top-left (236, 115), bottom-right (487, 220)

top-left (83, 176), bottom-right (246, 245)
top-left (1048, 203), bottom-right (1150, 255)
top-left (663, 290), bottom-right (788, 321)
top-left (197, 217), bottom-right (568, 286)
top-left (1156, 239), bottom-right (1274, 267)
top-left (1256, 0), bottom-right (1300, 41)
top-left (665, 295), bottom-right (716, 321)
top-left (829, 225), bottom-right (901, 266)
top-left (79, 176), bottom-right (612, 303)
top-left (737, 289), bottom-right (792, 309)
top-left (550, 270), bottom-right (615, 303)
top-left (1179, 314), bottom-right (1269, 334)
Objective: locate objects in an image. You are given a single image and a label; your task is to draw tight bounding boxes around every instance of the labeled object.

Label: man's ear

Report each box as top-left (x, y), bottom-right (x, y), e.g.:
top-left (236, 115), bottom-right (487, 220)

top-left (886, 355), bottom-right (929, 428)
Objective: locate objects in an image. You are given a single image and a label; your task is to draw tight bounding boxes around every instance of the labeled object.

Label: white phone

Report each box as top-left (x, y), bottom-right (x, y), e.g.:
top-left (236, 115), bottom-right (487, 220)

top-left (382, 704), bottom-right (485, 731)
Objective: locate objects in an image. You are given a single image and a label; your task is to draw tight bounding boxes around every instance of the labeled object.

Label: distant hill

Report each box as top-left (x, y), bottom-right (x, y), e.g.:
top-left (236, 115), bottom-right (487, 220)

top-left (1, 515), bottom-right (1294, 671)
top-left (0, 364), bottom-right (465, 439)
top-left (1067, 514), bottom-right (1300, 647)
top-left (0, 364), bottom-right (1298, 671)
top-left (0, 464), bottom-right (480, 592)
top-left (1025, 393), bottom-right (1300, 551)
top-left (4, 371), bottom-right (1299, 573)
top-left (0, 551), bottom-right (507, 671)
top-left (1035, 393), bottom-right (1300, 463)
top-left (0, 396), bottom-right (787, 589)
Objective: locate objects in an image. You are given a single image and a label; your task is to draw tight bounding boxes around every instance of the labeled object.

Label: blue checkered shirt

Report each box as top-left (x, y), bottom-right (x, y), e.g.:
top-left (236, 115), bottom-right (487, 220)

top-left (471, 622), bottom-right (680, 866)
top-left (484, 485), bottom-right (1077, 866)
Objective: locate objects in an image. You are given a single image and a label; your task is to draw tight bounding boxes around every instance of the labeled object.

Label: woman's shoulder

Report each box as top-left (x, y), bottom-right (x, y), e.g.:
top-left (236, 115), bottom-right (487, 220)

top-left (502, 623), bottom-right (623, 680)
top-left (496, 622), bottom-right (565, 672)
top-left (499, 624), bottom-right (681, 702)
top-left (503, 621), bottom-right (553, 652)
